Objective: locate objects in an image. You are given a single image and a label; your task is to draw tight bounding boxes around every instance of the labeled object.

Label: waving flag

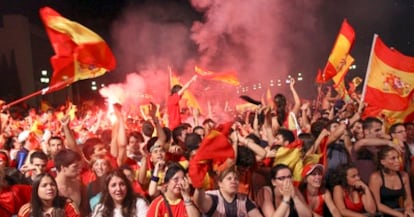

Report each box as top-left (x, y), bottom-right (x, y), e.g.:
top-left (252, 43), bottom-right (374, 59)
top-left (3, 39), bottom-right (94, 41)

top-left (317, 19), bottom-right (355, 83)
top-left (332, 55), bottom-right (355, 100)
top-left (362, 35), bottom-right (414, 126)
top-left (39, 7), bottom-right (116, 91)
top-left (188, 122), bottom-right (235, 188)
top-left (195, 66), bottom-right (240, 86)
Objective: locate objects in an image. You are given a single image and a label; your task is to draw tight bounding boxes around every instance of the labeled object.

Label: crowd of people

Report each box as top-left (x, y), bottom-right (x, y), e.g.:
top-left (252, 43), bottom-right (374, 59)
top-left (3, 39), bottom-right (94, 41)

top-left (0, 77), bottom-right (413, 217)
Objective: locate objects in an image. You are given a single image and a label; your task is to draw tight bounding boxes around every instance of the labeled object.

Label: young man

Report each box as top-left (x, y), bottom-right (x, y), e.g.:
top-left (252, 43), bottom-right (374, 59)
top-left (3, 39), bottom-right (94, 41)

top-left (54, 149), bottom-right (89, 216)
top-left (20, 150), bottom-right (48, 182)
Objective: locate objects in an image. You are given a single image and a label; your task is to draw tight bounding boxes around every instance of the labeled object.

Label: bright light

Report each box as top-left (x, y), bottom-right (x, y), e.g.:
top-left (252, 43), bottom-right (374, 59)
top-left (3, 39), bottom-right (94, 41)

top-left (297, 77), bottom-right (303, 81)
top-left (92, 81), bottom-right (96, 85)
top-left (298, 73), bottom-right (302, 76)
top-left (40, 77), bottom-right (49, 83)
top-left (91, 86), bottom-right (97, 91)
top-left (349, 65), bottom-right (357, 70)
top-left (41, 70), bottom-right (47, 76)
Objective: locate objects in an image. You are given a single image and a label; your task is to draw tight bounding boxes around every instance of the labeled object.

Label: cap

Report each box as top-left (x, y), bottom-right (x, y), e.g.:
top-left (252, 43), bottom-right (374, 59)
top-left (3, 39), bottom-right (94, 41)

top-left (301, 164), bottom-right (324, 178)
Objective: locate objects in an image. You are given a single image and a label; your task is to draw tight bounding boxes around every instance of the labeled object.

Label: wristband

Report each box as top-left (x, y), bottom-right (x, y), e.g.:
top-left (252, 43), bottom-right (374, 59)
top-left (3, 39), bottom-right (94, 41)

top-left (184, 198), bottom-right (192, 205)
top-left (151, 176), bottom-right (160, 182)
top-left (282, 199), bottom-right (290, 205)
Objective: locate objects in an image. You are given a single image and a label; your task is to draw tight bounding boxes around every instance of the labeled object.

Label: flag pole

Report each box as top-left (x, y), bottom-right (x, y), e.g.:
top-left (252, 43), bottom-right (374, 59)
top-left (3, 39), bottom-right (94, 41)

top-left (359, 34), bottom-right (378, 112)
top-left (3, 82), bottom-right (66, 109)
top-left (3, 89), bottom-right (45, 109)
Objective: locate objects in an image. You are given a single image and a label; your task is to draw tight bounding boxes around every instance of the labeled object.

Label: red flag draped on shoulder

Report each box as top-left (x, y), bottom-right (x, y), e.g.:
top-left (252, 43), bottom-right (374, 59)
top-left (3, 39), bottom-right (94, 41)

top-left (362, 35), bottom-right (414, 125)
top-left (39, 7), bottom-right (116, 92)
top-left (188, 122), bottom-right (235, 188)
top-left (195, 66), bottom-right (240, 86)
top-left (316, 19), bottom-right (355, 83)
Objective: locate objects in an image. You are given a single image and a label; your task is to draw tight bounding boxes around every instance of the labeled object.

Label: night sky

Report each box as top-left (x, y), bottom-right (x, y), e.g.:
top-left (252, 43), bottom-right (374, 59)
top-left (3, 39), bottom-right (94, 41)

top-left (1, 0), bottom-right (414, 101)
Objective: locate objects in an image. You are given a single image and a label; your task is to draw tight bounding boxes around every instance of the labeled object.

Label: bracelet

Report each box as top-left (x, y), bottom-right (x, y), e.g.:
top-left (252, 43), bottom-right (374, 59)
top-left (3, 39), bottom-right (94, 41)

top-left (184, 198), bottom-right (192, 205)
top-left (282, 199), bottom-right (290, 205)
top-left (151, 176), bottom-right (160, 182)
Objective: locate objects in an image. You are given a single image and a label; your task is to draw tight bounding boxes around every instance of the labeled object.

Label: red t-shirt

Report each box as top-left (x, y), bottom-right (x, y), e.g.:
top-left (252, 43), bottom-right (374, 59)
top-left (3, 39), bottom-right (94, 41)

top-left (167, 93), bottom-right (181, 130)
top-left (147, 195), bottom-right (188, 217)
top-left (0, 184), bottom-right (32, 216)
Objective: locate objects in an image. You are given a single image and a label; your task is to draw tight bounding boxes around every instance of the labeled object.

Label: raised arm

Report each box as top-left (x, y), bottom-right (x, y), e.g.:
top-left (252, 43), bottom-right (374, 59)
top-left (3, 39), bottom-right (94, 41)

top-left (289, 78), bottom-right (301, 117)
top-left (177, 75), bottom-right (197, 96)
top-left (193, 188), bottom-right (213, 214)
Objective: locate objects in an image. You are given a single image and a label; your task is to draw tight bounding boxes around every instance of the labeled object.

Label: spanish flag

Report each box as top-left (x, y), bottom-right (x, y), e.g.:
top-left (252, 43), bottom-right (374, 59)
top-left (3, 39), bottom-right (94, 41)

top-left (332, 55), bottom-right (354, 100)
top-left (317, 19), bottom-right (355, 83)
top-left (363, 35), bottom-right (414, 126)
top-left (39, 7), bottom-right (116, 91)
top-left (195, 66), bottom-right (240, 86)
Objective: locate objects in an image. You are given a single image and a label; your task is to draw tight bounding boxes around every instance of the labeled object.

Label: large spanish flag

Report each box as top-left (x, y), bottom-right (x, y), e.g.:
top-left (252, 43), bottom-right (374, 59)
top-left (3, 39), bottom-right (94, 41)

top-left (363, 35), bottom-right (414, 125)
top-left (40, 7), bottom-right (116, 91)
top-left (317, 19), bottom-right (355, 83)
top-left (195, 66), bottom-right (240, 86)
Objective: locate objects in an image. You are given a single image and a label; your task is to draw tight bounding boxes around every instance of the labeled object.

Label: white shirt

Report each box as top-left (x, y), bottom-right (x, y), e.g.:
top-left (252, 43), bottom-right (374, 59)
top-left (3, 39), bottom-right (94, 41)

top-left (91, 197), bottom-right (148, 217)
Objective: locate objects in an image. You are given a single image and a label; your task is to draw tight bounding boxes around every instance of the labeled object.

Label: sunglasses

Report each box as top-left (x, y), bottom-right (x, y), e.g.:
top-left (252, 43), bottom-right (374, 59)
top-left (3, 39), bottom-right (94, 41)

top-left (274, 175), bottom-right (292, 181)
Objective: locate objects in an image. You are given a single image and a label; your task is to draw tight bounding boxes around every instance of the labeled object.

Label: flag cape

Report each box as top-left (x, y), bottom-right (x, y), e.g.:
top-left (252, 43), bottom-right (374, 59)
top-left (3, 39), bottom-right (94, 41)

top-left (317, 19), bottom-right (355, 83)
top-left (332, 55), bottom-right (354, 100)
top-left (195, 66), bottom-right (240, 86)
top-left (363, 35), bottom-right (414, 125)
top-left (39, 7), bottom-right (116, 91)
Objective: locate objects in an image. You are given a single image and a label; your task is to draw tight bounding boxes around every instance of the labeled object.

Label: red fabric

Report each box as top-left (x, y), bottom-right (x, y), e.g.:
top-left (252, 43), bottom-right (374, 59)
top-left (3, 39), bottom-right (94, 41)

top-left (0, 185), bottom-right (32, 215)
top-left (318, 19), bottom-right (355, 83)
top-left (343, 190), bottom-right (364, 213)
top-left (363, 36), bottom-right (414, 125)
top-left (304, 192), bottom-right (325, 216)
top-left (18, 201), bottom-right (80, 217)
top-left (195, 66), bottom-right (240, 86)
top-left (167, 93), bottom-right (181, 130)
top-left (147, 196), bottom-right (189, 217)
top-left (189, 122), bottom-right (235, 188)
top-left (39, 7), bottom-right (116, 92)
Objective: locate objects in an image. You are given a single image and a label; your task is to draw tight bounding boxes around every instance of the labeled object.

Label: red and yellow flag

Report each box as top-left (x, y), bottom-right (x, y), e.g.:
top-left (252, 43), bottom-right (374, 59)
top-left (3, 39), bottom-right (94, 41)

top-left (39, 7), bottom-right (116, 91)
top-left (195, 66), bottom-right (240, 86)
top-left (317, 19), bottom-right (355, 83)
top-left (332, 55), bottom-right (355, 100)
top-left (363, 35), bottom-right (414, 126)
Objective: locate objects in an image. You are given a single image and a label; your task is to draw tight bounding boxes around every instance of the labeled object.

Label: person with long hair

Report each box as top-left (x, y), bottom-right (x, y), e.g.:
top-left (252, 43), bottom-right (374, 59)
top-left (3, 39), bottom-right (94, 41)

top-left (18, 173), bottom-right (80, 217)
top-left (332, 163), bottom-right (376, 216)
top-left (256, 164), bottom-right (312, 217)
top-left (369, 146), bottom-right (414, 217)
top-left (91, 169), bottom-right (148, 217)
top-left (147, 163), bottom-right (200, 217)
top-left (87, 155), bottom-right (113, 210)
top-left (299, 164), bottom-right (341, 217)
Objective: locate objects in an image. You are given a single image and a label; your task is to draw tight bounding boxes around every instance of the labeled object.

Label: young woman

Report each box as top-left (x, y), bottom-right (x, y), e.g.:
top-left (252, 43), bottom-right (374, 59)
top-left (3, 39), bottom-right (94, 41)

top-left (256, 164), bottom-right (312, 217)
top-left (332, 163), bottom-right (376, 217)
top-left (194, 165), bottom-right (263, 217)
top-left (91, 169), bottom-right (148, 217)
top-left (87, 156), bottom-right (113, 210)
top-left (147, 163), bottom-right (200, 217)
top-left (299, 164), bottom-right (341, 217)
top-left (18, 173), bottom-right (80, 217)
top-left (369, 146), bottom-right (414, 217)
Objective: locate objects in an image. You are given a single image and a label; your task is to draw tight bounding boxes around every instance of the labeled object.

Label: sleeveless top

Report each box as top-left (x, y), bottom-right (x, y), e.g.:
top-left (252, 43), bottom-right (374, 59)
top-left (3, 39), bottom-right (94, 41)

top-left (205, 190), bottom-right (249, 217)
top-left (343, 189), bottom-right (364, 213)
top-left (304, 192), bottom-right (324, 216)
top-left (380, 171), bottom-right (405, 209)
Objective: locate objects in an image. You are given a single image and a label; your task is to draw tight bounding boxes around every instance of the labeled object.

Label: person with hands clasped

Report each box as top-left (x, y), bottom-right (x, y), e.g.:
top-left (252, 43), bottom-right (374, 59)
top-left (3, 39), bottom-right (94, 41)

top-left (256, 164), bottom-right (312, 217)
top-left (147, 163), bottom-right (200, 217)
top-left (332, 163), bottom-right (376, 217)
